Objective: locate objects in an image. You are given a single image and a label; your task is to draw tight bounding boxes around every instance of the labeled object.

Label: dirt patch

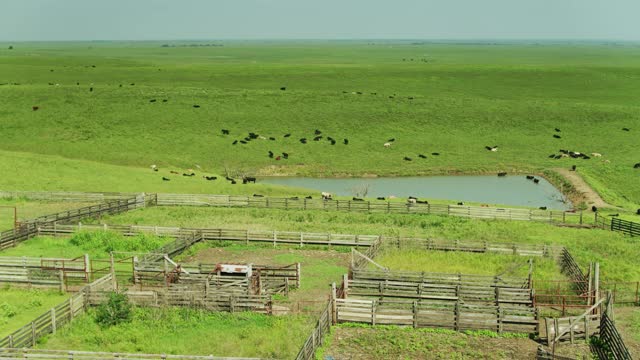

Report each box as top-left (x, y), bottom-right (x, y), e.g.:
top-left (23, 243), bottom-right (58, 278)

top-left (324, 326), bottom-right (592, 360)
top-left (553, 168), bottom-right (614, 209)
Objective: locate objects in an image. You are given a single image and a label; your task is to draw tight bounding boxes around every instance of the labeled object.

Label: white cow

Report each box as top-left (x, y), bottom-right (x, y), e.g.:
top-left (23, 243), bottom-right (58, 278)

top-left (384, 142), bottom-right (392, 148)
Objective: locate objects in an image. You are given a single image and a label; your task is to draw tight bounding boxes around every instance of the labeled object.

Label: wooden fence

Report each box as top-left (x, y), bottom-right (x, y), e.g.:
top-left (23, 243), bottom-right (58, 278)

top-left (390, 237), bottom-right (563, 257)
top-left (0, 348), bottom-right (262, 360)
top-left (544, 315), bottom-right (600, 343)
top-left (155, 193), bottom-right (589, 224)
top-left (334, 298), bottom-right (538, 333)
top-left (0, 274), bottom-right (114, 349)
top-left (560, 248), bottom-right (590, 296)
top-left (596, 293), bottom-right (633, 360)
top-left (0, 255), bottom-right (90, 289)
top-left (295, 300), bottom-right (332, 360)
top-left (0, 197), bottom-right (144, 251)
top-left (351, 269), bottom-right (531, 289)
top-left (37, 223), bottom-right (381, 248)
top-left (610, 217), bottom-right (640, 237)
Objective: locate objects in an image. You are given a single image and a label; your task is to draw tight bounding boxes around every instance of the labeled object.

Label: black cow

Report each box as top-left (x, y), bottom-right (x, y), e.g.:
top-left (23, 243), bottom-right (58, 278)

top-left (243, 176), bottom-right (257, 184)
top-left (344, 139), bottom-right (349, 145)
top-left (559, 149), bottom-right (569, 154)
top-left (268, 151), bottom-right (274, 158)
top-left (533, 178), bottom-right (540, 184)
top-left (32, 106), bottom-right (39, 111)
top-left (553, 134), bottom-right (561, 139)
top-left (280, 87), bottom-right (286, 91)
top-left (555, 128), bottom-right (561, 132)
top-left (284, 133), bottom-right (291, 137)
top-left (571, 165), bottom-right (577, 171)
top-left (290, 196), bottom-right (299, 200)
top-left (416, 200), bottom-right (429, 204)
top-left (240, 140), bottom-right (247, 144)
top-left (377, 197), bottom-right (386, 200)
top-left (253, 194), bottom-right (264, 197)
top-left (269, 137), bottom-right (276, 141)
top-left (163, 99), bottom-right (168, 102)
top-left (193, 104), bottom-right (200, 108)
top-left (623, 128), bottom-right (630, 131)
top-left (204, 176), bottom-right (217, 181)
top-left (305, 196), bottom-right (312, 199)
top-left (497, 172), bottom-right (507, 177)
top-left (183, 173), bottom-right (196, 177)
top-left (300, 138), bottom-right (307, 144)
top-left (315, 129), bottom-right (322, 135)
top-left (222, 129), bottom-right (230, 135)
top-left (418, 154), bottom-right (427, 159)
top-left (554, 155), bottom-right (562, 159)
top-left (592, 206), bottom-right (598, 212)
top-left (388, 138), bottom-right (395, 142)
top-left (89, 87), bottom-right (93, 92)
top-left (634, 163), bottom-right (640, 169)
top-left (548, 154), bottom-right (556, 159)
top-left (608, 213), bottom-right (620, 217)
top-left (131, 83), bottom-right (135, 86)
top-left (232, 140), bottom-right (238, 145)
top-left (389, 96), bottom-right (395, 99)
top-left (244, 137), bottom-right (251, 141)
top-left (403, 157), bottom-right (412, 161)
top-left (432, 152), bottom-right (440, 156)
top-left (282, 152), bottom-right (289, 159)
top-left (457, 202), bottom-right (464, 206)
top-left (149, 99), bottom-right (156, 103)
top-left (313, 136), bottom-right (322, 141)
top-left (230, 180), bottom-right (236, 184)
top-left (526, 175), bottom-right (534, 180)
top-left (352, 197), bottom-right (364, 201)
top-left (327, 137), bottom-right (334, 141)
top-left (162, 177), bottom-right (170, 181)
top-left (636, 208), bottom-right (640, 215)
top-left (330, 139), bottom-right (336, 145)
top-left (539, 206), bottom-right (547, 210)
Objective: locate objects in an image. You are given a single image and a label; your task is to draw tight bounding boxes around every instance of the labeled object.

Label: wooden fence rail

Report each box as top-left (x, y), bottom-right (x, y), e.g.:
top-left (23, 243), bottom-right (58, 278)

top-left (596, 293), bottom-right (633, 360)
top-left (295, 300), bottom-right (332, 360)
top-left (0, 255), bottom-right (90, 289)
top-left (544, 315), bottom-right (600, 343)
top-left (610, 217), bottom-right (640, 237)
top-left (351, 269), bottom-right (531, 289)
top-left (334, 298), bottom-right (538, 334)
top-left (390, 237), bottom-right (564, 257)
top-left (155, 193), bottom-right (589, 225)
top-left (0, 348), bottom-right (263, 360)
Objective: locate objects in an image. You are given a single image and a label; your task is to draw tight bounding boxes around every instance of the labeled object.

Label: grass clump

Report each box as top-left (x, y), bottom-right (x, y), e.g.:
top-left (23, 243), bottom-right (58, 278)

top-left (95, 292), bottom-right (132, 327)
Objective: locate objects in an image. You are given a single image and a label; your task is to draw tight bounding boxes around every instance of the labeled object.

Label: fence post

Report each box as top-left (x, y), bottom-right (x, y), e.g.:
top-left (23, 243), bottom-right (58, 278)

top-left (343, 274), bottom-right (349, 298)
top-left (31, 321), bottom-right (36, 346)
top-left (371, 300), bottom-right (376, 325)
top-left (84, 253), bottom-right (91, 281)
top-left (331, 283), bottom-right (337, 325)
top-left (413, 301), bottom-right (418, 328)
top-left (109, 252), bottom-right (117, 290)
top-left (51, 307), bottom-right (57, 334)
top-left (59, 270), bottom-right (65, 292)
top-left (297, 262), bottom-right (301, 288)
top-left (273, 230), bottom-right (276, 248)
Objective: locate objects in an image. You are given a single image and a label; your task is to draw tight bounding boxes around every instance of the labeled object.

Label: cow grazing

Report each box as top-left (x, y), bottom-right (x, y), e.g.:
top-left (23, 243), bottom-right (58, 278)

top-left (230, 180), bottom-right (237, 184)
top-left (268, 151), bottom-right (274, 158)
top-left (571, 165), bottom-right (577, 171)
top-left (553, 135), bottom-right (561, 139)
top-left (222, 129), bottom-right (230, 135)
top-left (403, 157), bottom-right (412, 161)
top-left (204, 176), bottom-right (217, 181)
top-left (583, 156), bottom-right (591, 160)
top-left (290, 197), bottom-right (299, 200)
top-left (636, 209), bottom-right (640, 215)
top-left (321, 192), bottom-right (333, 200)
top-left (416, 200), bottom-right (429, 204)
top-left (300, 138), bottom-right (307, 144)
top-left (162, 177), bottom-right (170, 181)
top-left (526, 175), bottom-right (534, 180)
top-left (183, 173), bottom-right (196, 177)
top-left (225, 176), bottom-right (234, 181)
top-left (344, 139), bottom-right (349, 145)
top-left (282, 152), bottom-right (289, 159)
top-left (253, 194), bottom-right (264, 197)
top-left (408, 97), bottom-right (414, 100)
top-left (130, 83), bottom-right (135, 86)
top-left (330, 139), bottom-right (336, 145)
top-left (418, 154), bottom-right (427, 159)
top-left (149, 99), bottom-right (156, 103)
top-left (243, 176), bottom-right (257, 184)
top-left (193, 105), bottom-right (200, 108)
top-left (497, 172), bottom-right (507, 177)
top-left (353, 197), bottom-right (364, 201)
top-left (608, 213), bottom-right (620, 217)
top-left (315, 129), bottom-right (322, 135)
top-left (408, 196), bottom-right (417, 200)
top-left (244, 137), bottom-right (251, 141)
top-left (240, 140), bottom-right (247, 144)
top-left (327, 137), bottom-right (334, 141)
top-left (280, 87), bottom-right (286, 91)
top-left (548, 154), bottom-right (556, 159)
top-left (89, 87), bottom-right (93, 92)
top-left (533, 178), bottom-right (540, 184)
top-left (485, 146), bottom-right (498, 152)
top-left (389, 96), bottom-right (395, 99)
top-left (633, 163), bottom-right (640, 169)
top-left (232, 140), bottom-right (238, 145)
top-left (407, 198), bottom-right (417, 204)
top-left (457, 202), bottom-right (464, 206)
top-left (313, 136), bottom-right (322, 141)
top-left (623, 128), bottom-right (630, 131)
top-left (388, 138), bottom-right (395, 142)
top-left (592, 206), bottom-right (598, 212)
top-left (377, 197), bottom-right (386, 200)
top-left (539, 206), bottom-right (547, 210)
top-left (591, 153), bottom-right (602, 157)
top-left (384, 143), bottom-right (392, 148)
top-left (554, 155), bottom-right (562, 159)
top-left (432, 152), bottom-right (440, 156)
top-left (305, 196), bottom-right (312, 199)
top-left (163, 99), bottom-right (168, 102)
top-left (32, 106), bottom-right (39, 111)
top-left (555, 128), bottom-right (561, 132)
top-left (269, 137), bottom-right (276, 141)
top-left (284, 133), bottom-right (291, 138)
top-left (275, 156), bottom-right (281, 160)
top-left (170, 171), bottom-right (179, 174)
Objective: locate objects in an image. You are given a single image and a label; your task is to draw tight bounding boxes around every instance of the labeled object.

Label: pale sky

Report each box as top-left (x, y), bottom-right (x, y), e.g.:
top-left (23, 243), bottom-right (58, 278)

top-left (1, 0), bottom-right (639, 41)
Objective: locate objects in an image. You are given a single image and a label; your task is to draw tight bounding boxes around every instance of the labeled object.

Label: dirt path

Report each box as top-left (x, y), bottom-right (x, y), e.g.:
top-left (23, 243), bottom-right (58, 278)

top-left (553, 168), bottom-right (614, 209)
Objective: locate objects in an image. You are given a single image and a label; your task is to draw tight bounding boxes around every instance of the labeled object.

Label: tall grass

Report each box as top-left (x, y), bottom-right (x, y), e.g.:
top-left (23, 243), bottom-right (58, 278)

top-left (0, 287), bottom-right (68, 337)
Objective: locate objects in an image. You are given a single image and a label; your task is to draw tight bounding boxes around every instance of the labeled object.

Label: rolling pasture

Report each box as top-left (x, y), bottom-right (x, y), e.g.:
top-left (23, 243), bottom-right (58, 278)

top-left (0, 42), bottom-right (639, 209)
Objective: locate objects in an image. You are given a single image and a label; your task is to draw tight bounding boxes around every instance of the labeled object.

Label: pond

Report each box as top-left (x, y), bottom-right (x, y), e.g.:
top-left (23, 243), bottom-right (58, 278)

top-left (260, 175), bottom-right (572, 210)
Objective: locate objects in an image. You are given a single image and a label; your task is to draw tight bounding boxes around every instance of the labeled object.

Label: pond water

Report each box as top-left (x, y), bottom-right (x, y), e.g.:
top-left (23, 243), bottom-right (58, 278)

top-left (260, 175), bottom-right (572, 210)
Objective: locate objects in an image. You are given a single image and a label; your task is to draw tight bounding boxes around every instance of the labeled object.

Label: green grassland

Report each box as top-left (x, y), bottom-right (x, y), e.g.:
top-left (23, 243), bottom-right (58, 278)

top-left (0, 199), bottom-right (101, 231)
top-left (0, 287), bottom-right (68, 337)
top-left (37, 306), bottom-right (312, 359)
top-left (373, 249), bottom-right (560, 281)
top-left (92, 206), bottom-right (640, 284)
top-left (0, 42), bottom-right (639, 210)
